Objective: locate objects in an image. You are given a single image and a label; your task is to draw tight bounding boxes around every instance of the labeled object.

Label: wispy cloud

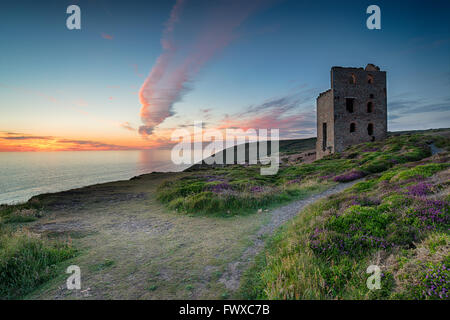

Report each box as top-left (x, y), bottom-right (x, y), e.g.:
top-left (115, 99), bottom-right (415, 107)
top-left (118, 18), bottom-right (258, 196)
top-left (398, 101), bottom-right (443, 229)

top-left (120, 122), bottom-right (136, 131)
top-left (138, 0), bottom-right (270, 138)
top-left (1, 135), bottom-right (51, 140)
top-left (388, 95), bottom-right (450, 129)
top-left (56, 139), bottom-right (130, 150)
top-left (217, 90), bottom-right (317, 139)
top-left (389, 96), bottom-right (450, 116)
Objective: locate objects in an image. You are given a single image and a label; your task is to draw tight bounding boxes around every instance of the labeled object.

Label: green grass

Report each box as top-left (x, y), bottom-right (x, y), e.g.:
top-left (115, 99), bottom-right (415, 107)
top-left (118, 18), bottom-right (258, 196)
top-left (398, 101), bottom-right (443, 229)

top-left (147, 284), bottom-right (158, 291)
top-left (239, 141), bottom-right (449, 299)
top-left (157, 133), bottom-right (436, 216)
top-left (0, 198), bottom-right (77, 299)
top-left (0, 199), bottom-right (43, 224)
top-left (392, 163), bottom-right (448, 181)
top-left (89, 259), bottom-right (115, 272)
top-left (161, 180), bottom-right (332, 216)
top-left (0, 228), bottom-right (76, 299)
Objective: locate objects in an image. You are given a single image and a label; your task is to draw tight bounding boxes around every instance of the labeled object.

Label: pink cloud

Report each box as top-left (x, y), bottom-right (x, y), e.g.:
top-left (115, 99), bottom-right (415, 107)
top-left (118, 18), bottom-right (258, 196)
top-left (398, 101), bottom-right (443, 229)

top-left (217, 93), bottom-right (317, 139)
top-left (120, 122), bottom-right (136, 131)
top-left (138, 0), bottom-right (270, 138)
top-left (220, 112), bottom-right (315, 132)
top-left (101, 33), bottom-right (114, 40)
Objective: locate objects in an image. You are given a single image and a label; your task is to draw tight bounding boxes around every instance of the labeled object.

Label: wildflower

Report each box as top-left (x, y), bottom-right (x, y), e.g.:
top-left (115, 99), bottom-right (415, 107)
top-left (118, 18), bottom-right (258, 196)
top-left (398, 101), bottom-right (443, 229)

top-left (333, 170), bottom-right (366, 182)
top-left (406, 182), bottom-right (433, 197)
top-left (208, 183), bottom-right (232, 193)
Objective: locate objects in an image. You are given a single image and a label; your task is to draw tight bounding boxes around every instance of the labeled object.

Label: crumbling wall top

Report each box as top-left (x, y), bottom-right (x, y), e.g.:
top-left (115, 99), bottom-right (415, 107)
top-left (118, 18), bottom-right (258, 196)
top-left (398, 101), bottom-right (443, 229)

top-left (365, 63), bottom-right (380, 71)
top-left (317, 89), bottom-right (331, 99)
top-left (331, 64), bottom-right (381, 72)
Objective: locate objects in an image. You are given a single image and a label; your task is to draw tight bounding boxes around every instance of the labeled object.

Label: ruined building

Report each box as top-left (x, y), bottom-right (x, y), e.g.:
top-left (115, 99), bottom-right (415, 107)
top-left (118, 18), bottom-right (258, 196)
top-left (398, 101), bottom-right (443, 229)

top-left (316, 64), bottom-right (387, 159)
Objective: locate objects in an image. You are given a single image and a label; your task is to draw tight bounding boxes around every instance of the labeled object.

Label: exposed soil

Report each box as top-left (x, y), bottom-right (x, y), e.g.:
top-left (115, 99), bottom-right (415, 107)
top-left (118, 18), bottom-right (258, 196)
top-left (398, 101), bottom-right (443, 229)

top-left (430, 143), bottom-right (444, 155)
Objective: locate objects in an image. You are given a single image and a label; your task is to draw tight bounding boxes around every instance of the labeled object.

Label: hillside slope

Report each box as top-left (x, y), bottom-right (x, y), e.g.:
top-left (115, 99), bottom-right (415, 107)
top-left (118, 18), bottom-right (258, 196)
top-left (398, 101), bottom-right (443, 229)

top-left (158, 130), bottom-right (448, 216)
top-left (240, 131), bottom-right (449, 300)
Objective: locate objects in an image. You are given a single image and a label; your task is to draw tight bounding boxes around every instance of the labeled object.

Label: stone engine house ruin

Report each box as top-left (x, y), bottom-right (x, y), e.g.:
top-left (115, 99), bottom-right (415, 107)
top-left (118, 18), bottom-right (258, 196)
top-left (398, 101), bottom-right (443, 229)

top-left (316, 64), bottom-right (387, 159)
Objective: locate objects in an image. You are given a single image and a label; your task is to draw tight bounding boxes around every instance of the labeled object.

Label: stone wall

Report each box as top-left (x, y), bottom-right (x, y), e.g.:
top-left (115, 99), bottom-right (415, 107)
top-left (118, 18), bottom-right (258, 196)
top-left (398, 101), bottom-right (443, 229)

top-left (316, 89), bottom-right (334, 159)
top-left (315, 64), bottom-right (387, 159)
top-left (332, 65), bottom-right (387, 152)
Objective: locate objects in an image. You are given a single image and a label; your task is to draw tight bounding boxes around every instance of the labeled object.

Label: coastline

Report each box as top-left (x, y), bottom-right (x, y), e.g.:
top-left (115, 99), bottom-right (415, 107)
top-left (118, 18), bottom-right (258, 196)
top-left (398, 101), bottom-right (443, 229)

top-left (0, 129), bottom-right (448, 299)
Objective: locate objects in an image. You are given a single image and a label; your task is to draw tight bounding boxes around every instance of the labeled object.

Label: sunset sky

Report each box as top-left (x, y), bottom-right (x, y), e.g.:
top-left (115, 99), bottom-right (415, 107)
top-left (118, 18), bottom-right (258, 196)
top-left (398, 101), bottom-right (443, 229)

top-left (1, 0), bottom-right (449, 151)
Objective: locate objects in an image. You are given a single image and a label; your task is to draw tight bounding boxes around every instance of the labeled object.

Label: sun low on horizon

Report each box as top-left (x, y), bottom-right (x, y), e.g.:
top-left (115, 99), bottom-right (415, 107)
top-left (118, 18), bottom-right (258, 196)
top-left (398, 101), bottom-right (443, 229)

top-left (1, 0), bottom-right (449, 152)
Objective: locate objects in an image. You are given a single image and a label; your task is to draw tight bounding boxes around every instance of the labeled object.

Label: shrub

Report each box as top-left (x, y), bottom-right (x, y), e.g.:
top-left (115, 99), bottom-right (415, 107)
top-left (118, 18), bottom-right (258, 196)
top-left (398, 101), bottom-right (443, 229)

top-left (406, 182), bottom-right (433, 197)
top-left (0, 203), bottom-right (42, 224)
top-left (413, 261), bottom-right (449, 299)
top-left (350, 180), bottom-right (378, 192)
top-left (333, 170), bottom-right (366, 182)
top-left (310, 205), bottom-right (394, 259)
top-left (208, 183), bottom-right (233, 193)
top-left (405, 199), bottom-right (449, 231)
top-left (362, 159), bottom-right (392, 173)
top-left (381, 194), bottom-right (411, 209)
top-left (241, 139), bottom-right (449, 299)
top-left (0, 230), bottom-right (76, 299)
top-left (393, 163), bottom-right (448, 181)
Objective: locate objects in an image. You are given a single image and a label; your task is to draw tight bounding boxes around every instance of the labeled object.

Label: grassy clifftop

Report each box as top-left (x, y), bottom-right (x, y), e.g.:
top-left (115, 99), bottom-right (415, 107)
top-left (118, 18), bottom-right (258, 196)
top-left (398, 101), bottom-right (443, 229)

top-left (157, 132), bottom-right (443, 216)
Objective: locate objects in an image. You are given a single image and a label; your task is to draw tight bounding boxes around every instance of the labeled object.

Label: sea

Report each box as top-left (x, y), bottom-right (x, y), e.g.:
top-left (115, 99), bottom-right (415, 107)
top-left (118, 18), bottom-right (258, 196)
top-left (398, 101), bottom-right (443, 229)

top-left (0, 150), bottom-right (189, 205)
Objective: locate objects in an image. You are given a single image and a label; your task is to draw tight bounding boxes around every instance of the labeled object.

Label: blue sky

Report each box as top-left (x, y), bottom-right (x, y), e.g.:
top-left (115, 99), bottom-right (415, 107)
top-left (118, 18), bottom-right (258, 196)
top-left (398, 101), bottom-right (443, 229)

top-left (0, 0), bottom-right (449, 150)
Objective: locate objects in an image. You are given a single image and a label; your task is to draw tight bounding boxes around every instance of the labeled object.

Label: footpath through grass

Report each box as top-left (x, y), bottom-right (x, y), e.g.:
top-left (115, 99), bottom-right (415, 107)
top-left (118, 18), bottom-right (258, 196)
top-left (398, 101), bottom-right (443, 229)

top-left (239, 133), bottom-right (449, 300)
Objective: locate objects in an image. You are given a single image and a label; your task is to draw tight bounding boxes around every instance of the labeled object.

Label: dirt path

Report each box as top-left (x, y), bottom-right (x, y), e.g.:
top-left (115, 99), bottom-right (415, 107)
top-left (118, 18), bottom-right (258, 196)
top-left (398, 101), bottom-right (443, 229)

top-left (26, 173), bottom-right (363, 299)
top-left (430, 142), bottom-right (443, 155)
top-left (219, 178), bottom-right (363, 291)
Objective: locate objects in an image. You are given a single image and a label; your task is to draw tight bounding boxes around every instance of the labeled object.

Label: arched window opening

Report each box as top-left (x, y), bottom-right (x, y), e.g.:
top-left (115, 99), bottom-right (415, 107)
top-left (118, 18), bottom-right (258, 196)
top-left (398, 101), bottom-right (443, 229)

top-left (350, 123), bottom-right (356, 133)
top-left (367, 123), bottom-right (374, 136)
top-left (349, 74), bottom-right (356, 84)
top-left (370, 94), bottom-right (374, 99)
top-left (367, 74), bottom-right (374, 84)
top-left (367, 101), bottom-right (373, 113)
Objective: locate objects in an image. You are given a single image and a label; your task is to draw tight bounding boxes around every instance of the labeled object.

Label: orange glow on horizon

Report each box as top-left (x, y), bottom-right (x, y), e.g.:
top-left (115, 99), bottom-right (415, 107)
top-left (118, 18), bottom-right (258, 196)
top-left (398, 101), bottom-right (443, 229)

top-left (0, 131), bottom-right (174, 152)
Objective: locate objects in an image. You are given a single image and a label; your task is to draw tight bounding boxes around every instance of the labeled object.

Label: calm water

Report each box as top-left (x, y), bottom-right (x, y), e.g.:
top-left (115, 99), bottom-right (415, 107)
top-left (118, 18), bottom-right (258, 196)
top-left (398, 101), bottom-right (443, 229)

top-left (0, 150), bottom-right (188, 205)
